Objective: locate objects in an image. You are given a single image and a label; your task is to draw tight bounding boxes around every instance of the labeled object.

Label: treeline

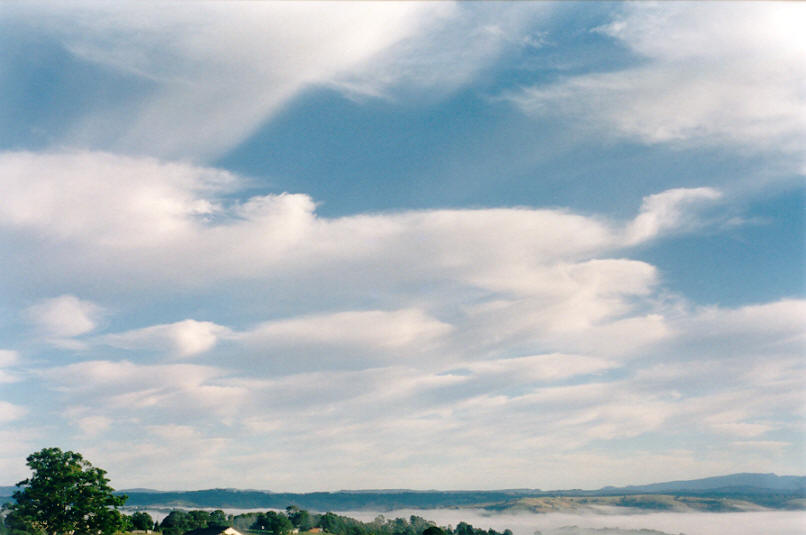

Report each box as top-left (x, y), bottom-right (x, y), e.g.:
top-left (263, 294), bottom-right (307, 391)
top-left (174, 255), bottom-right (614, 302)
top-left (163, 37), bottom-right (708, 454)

top-left (149, 507), bottom-right (512, 535)
top-left (2, 503), bottom-right (515, 535)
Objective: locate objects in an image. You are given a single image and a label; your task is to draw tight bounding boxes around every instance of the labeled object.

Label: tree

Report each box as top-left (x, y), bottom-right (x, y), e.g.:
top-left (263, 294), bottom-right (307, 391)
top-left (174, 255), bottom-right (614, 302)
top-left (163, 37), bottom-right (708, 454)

top-left (455, 522), bottom-right (473, 535)
top-left (188, 512), bottom-right (211, 530)
top-left (2, 509), bottom-right (35, 535)
top-left (130, 512), bottom-right (154, 531)
top-left (251, 512), bottom-right (293, 535)
top-left (160, 511), bottom-right (191, 535)
top-left (6, 448), bottom-right (127, 535)
top-left (317, 513), bottom-right (344, 535)
top-left (208, 511), bottom-right (228, 529)
top-left (286, 508), bottom-right (313, 532)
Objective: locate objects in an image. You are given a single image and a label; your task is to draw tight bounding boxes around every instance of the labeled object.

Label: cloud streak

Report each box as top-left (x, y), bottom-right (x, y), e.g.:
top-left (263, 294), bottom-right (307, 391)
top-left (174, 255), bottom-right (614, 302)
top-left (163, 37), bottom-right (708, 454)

top-left (506, 3), bottom-right (806, 162)
top-left (25, 294), bottom-right (804, 489)
top-left (99, 320), bottom-right (231, 358)
top-left (0, 151), bottom-right (722, 295)
top-left (2, 3), bottom-right (554, 161)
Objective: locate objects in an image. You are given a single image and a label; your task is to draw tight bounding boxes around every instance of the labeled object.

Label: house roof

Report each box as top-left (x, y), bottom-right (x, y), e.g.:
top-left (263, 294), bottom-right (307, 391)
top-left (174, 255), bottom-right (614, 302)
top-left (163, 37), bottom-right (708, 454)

top-left (183, 527), bottom-right (244, 535)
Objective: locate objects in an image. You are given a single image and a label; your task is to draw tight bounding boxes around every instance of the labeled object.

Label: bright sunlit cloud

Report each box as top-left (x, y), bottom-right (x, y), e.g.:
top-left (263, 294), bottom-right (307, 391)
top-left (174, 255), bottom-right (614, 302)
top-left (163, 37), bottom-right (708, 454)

top-left (506, 3), bottom-right (806, 163)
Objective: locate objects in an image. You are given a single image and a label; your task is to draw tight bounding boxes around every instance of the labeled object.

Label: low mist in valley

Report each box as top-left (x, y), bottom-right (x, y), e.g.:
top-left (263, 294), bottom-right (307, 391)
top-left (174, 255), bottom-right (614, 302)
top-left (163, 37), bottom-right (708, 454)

top-left (125, 508), bottom-right (806, 535)
top-left (343, 508), bottom-right (806, 535)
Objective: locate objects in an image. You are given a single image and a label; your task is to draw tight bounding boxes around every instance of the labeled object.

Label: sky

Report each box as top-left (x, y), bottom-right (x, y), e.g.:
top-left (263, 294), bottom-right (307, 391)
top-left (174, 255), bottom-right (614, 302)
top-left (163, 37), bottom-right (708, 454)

top-left (0, 1), bottom-right (804, 492)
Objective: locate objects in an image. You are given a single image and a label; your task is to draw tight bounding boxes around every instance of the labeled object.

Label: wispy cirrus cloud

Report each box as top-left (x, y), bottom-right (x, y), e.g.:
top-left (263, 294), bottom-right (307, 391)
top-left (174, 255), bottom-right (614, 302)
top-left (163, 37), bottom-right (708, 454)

top-left (505, 3), bottom-right (806, 165)
top-left (8, 2), bottom-right (449, 160)
top-left (2, 3), bottom-right (553, 161)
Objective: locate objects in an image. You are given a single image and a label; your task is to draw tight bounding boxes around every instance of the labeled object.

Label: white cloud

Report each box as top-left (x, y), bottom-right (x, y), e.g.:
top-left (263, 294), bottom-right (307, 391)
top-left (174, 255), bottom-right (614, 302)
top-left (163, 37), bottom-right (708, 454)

top-left (42, 360), bottom-right (246, 424)
top-left (6, 2), bottom-right (469, 161)
top-left (0, 349), bottom-right (19, 367)
top-left (730, 440), bottom-right (791, 453)
top-left (239, 309), bottom-right (451, 355)
top-left (456, 268), bottom-right (669, 361)
top-left (2, 151), bottom-right (791, 490)
top-left (43, 360), bottom-right (221, 394)
top-left (674, 299), bottom-right (806, 359)
top-left (625, 187), bottom-right (722, 244)
top-left (0, 152), bottom-right (714, 299)
top-left (100, 319), bottom-right (230, 358)
top-left (0, 426), bottom-right (44, 484)
top-left (0, 371), bottom-right (17, 384)
top-left (461, 353), bottom-right (614, 383)
top-left (33, 357), bottom-right (654, 488)
top-left (623, 302), bottom-right (806, 451)
top-left (76, 415), bottom-right (113, 436)
top-left (704, 410), bottom-right (773, 439)
top-left (24, 295), bottom-right (102, 339)
top-left (329, 3), bottom-right (552, 101)
top-left (0, 3), bottom-right (560, 161)
top-left (0, 350), bottom-right (20, 384)
top-left (29, 293), bottom-right (805, 489)
top-left (0, 151), bottom-right (795, 488)
top-left (507, 3), bottom-right (806, 160)
top-left (90, 309), bottom-right (450, 366)
top-left (0, 151), bottom-right (232, 247)
top-left (147, 424), bottom-right (200, 442)
top-left (0, 152), bottom-right (736, 377)
top-left (0, 401), bottom-right (26, 423)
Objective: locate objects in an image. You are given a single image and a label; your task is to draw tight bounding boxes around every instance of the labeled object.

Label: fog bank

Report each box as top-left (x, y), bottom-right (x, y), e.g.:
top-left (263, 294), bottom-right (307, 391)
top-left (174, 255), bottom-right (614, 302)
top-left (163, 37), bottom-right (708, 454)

top-left (126, 507), bottom-right (806, 535)
top-left (340, 508), bottom-right (806, 535)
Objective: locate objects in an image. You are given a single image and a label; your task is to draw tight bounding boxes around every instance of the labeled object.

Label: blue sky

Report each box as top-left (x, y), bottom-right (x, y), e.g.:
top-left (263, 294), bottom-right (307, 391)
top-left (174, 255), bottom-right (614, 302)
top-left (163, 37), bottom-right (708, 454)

top-left (0, 2), bottom-right (804, 491)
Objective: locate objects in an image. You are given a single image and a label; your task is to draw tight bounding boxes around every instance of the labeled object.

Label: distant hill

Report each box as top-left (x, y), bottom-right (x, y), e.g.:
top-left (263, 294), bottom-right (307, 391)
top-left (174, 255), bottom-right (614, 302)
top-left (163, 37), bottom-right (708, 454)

top-left (118, 489), bottom-right (530, 510)
top-left (601, 472), bottom-right (806, 494)
top-left (112, 473), bottom-right (805, 512)
top-left (4, 473), bottom-right (803, 512)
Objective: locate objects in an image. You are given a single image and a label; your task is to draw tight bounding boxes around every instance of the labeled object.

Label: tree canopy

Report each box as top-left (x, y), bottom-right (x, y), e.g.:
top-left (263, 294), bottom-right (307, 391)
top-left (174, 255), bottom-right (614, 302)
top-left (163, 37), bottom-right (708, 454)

top-left (129, 512), bottom-right (154, 532)
top-left (220, 508), bottom-right (512, 535)
top-left (159, 509), bottom-right (229, 535)
top-left (4, 448), bottom-right (127, 535)
top-left (250, 512), bottom-right (293, 535)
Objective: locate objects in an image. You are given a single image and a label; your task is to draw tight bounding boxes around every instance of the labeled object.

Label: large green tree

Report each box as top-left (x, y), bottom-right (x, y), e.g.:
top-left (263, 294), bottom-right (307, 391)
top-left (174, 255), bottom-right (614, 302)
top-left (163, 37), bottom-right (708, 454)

top-left (6, 448), bottom-right (127, 535)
